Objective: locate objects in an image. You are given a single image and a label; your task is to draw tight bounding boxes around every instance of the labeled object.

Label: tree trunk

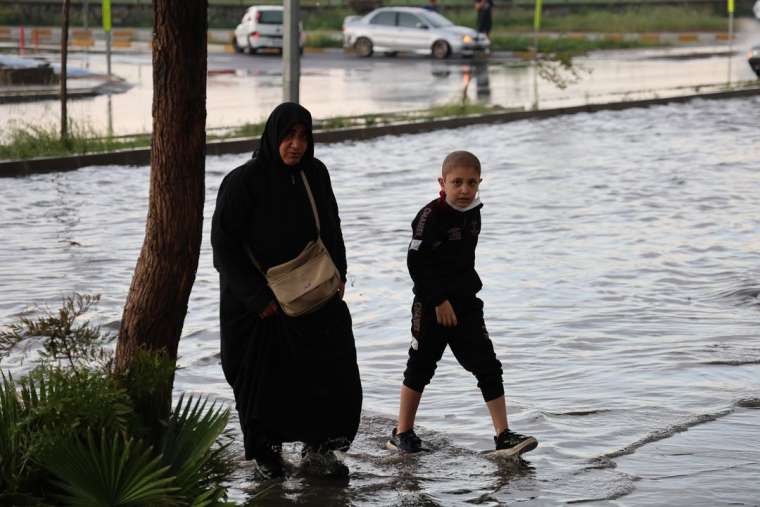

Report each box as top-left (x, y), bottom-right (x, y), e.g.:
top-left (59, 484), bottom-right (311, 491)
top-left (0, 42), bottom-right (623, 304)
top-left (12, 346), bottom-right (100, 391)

top-left (60, 0), bottom-right (69, 141)
top-left (115, 0), bottom-right (207, 388)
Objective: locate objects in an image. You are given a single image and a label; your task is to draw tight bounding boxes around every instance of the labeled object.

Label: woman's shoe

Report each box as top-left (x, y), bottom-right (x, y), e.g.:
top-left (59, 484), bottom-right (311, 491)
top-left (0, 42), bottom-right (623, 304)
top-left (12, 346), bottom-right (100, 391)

top-left (253, 443), bottom-right (285, 479)
top-left (301, 443), bottom-right (349, 478)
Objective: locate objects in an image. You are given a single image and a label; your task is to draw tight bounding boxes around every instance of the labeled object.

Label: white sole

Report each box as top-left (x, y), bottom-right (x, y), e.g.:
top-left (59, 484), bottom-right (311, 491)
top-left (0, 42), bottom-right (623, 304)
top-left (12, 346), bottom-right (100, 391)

top-left (483, 436), bottom-right (538, 457)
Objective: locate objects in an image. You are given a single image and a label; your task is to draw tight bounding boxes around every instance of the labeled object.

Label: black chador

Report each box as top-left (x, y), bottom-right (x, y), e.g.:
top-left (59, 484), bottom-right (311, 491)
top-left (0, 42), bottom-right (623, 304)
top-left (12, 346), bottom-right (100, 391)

top-left (211, 103), bottom-right (362, 458)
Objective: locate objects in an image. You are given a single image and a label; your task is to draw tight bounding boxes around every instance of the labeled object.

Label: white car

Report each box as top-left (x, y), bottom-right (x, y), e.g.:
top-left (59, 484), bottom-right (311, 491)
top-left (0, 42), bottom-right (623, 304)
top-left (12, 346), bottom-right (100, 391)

top-left (233, 5), bottom-right (304, 54)
top-left (343, 7), bottom-right (489, 59)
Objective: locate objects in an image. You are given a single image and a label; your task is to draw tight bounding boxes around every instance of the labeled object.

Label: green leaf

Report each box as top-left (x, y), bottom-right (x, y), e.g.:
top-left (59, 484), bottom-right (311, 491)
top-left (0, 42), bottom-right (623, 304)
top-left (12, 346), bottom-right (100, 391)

top-left (41, 429), bottom-right (179, 506)
top-left (159, 394), bottom-right (231, 504)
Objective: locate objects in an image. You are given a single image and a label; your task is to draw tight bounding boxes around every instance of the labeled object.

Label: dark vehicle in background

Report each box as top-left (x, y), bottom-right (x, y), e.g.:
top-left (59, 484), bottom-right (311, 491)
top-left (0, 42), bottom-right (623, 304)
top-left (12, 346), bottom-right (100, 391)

top-left (749, 46), bottom-right (760, 77)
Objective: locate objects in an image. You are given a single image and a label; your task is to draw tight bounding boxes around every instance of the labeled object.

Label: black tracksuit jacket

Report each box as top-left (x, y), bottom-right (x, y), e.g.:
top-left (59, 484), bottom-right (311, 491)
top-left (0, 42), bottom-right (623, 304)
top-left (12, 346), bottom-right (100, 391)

top-left (407, 196), bottom-right (484, 309)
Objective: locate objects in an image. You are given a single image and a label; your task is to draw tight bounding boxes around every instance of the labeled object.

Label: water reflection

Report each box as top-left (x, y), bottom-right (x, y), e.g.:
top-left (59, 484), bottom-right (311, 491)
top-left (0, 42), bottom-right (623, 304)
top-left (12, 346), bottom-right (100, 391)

top-left (2, 97), bottom-right (760, 505)
top-left (1, 49), bottom-right (757, 141)
top-left (462, 61), bottom-right (491, 100)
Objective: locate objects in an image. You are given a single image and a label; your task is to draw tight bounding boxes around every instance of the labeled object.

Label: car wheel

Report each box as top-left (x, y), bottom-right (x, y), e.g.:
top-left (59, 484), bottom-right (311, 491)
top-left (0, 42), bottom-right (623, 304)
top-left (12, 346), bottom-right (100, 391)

top-left (355, 37), bottom-right (373, 57)
top-left (432, 40), bottom-right (450, 60)
top-left (232, 35), bottom-right (243, 54)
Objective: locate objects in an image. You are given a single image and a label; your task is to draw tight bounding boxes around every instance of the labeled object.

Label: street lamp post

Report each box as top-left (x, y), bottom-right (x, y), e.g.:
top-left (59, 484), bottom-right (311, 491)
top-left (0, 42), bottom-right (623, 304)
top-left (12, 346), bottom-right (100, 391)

top-left (283, 0), bottom-right (300, 103)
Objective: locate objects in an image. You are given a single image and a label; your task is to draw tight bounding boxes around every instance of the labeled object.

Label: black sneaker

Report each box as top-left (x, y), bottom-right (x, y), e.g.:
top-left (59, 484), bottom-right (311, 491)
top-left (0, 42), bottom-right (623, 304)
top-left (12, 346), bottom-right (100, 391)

top-left (386, 427), bottom-right (423, 453)
top-left (494, 429), bottom-right (538, 456)
top-left (253, 443), bottom-right (285, 479)
top-left (301, 443), bottom-right (350, 478)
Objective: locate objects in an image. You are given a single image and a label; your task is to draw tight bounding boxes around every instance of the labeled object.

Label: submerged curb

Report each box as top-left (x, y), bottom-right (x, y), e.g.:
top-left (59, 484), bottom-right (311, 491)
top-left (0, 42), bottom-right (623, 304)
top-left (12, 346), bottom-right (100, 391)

top-left (2, 85), bottom-right (760, 178)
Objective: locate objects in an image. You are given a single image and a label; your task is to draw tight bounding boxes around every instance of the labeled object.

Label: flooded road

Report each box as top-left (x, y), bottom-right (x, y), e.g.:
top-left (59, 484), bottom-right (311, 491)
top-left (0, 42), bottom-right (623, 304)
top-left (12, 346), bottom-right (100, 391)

top-left (1, 39), bottom-right (759, 141)
top-left (2, 96), bottom-right (760, 505)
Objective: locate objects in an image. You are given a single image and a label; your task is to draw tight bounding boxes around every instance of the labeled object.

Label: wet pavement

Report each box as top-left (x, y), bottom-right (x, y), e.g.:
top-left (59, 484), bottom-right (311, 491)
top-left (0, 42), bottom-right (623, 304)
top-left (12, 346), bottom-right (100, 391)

top-left (1, 20), bottom-right (759, 141)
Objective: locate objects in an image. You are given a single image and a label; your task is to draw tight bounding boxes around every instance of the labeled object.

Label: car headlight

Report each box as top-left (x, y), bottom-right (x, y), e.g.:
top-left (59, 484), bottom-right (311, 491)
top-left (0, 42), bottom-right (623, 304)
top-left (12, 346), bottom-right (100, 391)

top-left (463, 35), bottom-right (473, 44)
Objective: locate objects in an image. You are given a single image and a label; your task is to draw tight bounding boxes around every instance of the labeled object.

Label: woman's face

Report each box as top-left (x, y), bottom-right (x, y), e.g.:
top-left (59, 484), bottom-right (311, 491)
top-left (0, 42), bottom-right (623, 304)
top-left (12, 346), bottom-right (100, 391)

top-left (279, 123), bottom-right (309, 166)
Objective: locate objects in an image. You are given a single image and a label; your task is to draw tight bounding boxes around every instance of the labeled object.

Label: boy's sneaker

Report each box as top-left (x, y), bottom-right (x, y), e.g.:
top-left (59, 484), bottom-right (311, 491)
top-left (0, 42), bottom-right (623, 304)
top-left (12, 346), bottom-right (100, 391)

top-left (494, 429), bottom-right (538, 456)
top-left (386, 427), bottom-right (423, 453)
top-left (253, 442), bottom-right (285, 479)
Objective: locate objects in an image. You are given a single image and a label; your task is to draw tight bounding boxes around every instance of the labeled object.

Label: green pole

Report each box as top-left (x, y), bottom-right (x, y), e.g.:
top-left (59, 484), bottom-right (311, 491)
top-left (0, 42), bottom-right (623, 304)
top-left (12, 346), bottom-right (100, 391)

top-left (533, 0), bottom-right (543, 55)
top-left (727, 0), bottom-right (734, 83)
top-left (103, 0), bottom-right (112, 79)
top-left (534, 0), bottom-right (543, 32)
top-left (102, 0), bottom-right (111, 32)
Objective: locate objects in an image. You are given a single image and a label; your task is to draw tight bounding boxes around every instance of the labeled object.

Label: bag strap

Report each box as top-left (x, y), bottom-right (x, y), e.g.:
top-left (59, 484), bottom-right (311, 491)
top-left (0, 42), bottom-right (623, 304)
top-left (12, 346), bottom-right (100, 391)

top-left (300, 171), bottom-right (321, 234)
top-left (245, 171), bottom-right (320, 274)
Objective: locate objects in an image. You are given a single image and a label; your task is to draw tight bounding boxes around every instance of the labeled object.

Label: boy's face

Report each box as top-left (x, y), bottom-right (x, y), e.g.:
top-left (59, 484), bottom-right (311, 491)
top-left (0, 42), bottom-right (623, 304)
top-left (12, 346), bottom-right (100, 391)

top-left (439, 165), bottom-right (481, 208)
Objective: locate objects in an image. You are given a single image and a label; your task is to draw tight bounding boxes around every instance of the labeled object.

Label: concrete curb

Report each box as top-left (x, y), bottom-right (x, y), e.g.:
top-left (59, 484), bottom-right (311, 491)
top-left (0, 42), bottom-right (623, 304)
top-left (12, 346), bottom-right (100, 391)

top-left (3, 85), bottom-right (760, 178)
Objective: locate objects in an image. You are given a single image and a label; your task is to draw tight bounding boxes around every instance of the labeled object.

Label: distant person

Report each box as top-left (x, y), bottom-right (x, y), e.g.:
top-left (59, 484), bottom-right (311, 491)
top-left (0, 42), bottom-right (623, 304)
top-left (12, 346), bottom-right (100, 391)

top-left (474, 0), bottom-right (494, 37)
top-left (211, 102), bottom-right (362, 479)
top-left (387, 151), bottom-right (538, 457)
top-left (424, 0), bottom-right (440, 12)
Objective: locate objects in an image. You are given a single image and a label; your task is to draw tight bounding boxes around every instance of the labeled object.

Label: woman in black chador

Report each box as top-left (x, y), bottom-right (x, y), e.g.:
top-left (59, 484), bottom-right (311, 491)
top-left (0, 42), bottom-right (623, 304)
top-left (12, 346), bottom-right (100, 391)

top-left (211, 103), bottom-right (362, 478)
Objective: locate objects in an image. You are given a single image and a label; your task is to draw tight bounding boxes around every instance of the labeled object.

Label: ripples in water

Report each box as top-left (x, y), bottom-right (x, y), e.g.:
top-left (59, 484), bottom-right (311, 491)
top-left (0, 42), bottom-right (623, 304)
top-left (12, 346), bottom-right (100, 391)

top-left (1, 97), bottom-right (760, 504)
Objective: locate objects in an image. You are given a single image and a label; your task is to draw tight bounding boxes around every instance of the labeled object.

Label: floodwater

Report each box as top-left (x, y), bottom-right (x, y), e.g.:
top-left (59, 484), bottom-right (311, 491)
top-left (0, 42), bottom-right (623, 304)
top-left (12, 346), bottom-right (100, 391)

top-left (1, 40), bottom-right (759, 142)
top-left (1, 96), bottom-right (760, 505)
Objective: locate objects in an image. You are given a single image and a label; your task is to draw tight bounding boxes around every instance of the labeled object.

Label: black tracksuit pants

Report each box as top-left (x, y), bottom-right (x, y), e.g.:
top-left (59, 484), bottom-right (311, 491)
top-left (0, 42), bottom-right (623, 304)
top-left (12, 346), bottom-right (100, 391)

top-left (403, 296), bottom-right (504, 402)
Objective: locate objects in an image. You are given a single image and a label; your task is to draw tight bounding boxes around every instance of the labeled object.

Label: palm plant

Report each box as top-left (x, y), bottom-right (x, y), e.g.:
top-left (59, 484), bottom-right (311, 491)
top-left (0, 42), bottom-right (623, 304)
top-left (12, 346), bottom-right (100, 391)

top-left (42, 430), bottom-right (179, 506)
top-left (19, 366), bottom-right (133, 455)
top-left (0, 372), bottom-right (35, 504)
top-left (1, 295), bottom-right (234, 504)
top-left (158, 395), bottom-right (232, 506)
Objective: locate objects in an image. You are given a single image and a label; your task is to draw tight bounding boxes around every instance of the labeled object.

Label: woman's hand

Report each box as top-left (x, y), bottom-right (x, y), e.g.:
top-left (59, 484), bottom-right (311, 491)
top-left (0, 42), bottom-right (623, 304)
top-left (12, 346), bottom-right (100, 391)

top-left (435, 300), bottom-right (458, 327)
top-left (338, 281), bottom-right (346, 299)
top-left (259, 302), bottom-right (278, 319)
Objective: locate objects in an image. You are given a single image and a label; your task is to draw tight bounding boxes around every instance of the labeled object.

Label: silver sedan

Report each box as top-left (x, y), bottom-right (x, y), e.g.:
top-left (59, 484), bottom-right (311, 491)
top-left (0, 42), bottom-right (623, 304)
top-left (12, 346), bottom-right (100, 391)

top-left (343, 7), bottom-right (490, 59)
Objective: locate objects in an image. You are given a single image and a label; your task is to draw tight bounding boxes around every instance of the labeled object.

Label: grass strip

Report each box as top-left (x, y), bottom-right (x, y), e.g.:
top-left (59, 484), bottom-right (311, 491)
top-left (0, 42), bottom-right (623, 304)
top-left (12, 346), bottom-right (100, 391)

top-left (0, 103), bottom-right (504, 161)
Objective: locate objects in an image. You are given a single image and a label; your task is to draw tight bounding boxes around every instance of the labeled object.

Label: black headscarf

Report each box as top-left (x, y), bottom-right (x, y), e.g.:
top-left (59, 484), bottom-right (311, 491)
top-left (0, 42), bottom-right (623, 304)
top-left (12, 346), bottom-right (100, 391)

top-left (254, 102), bottom-right (315, 172)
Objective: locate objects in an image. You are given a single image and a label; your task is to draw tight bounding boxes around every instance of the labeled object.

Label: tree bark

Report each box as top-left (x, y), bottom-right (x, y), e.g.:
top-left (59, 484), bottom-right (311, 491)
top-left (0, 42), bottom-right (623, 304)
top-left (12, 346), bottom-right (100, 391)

top-left (60, 0), bottom-right (69, 141)
top-left (115, 0), bottom-right (207, 380)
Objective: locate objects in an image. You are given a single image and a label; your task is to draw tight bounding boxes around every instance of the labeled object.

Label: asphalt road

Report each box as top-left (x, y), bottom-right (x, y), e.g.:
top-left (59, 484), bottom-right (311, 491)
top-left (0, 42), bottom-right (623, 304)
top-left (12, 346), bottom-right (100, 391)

top-left (1, 35), bottom-right (759, 139)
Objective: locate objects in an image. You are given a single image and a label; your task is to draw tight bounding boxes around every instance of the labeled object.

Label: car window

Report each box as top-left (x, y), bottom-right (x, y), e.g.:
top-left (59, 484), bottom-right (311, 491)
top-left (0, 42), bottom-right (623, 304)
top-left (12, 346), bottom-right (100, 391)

top-left (420, 11), bottom-right (454, 28)
top-left (258, 10), bottom-right (283, 24)
top-left (398, 13), bottom-right (424, 28)
top-left (369, 11), bottom-right (396, 26)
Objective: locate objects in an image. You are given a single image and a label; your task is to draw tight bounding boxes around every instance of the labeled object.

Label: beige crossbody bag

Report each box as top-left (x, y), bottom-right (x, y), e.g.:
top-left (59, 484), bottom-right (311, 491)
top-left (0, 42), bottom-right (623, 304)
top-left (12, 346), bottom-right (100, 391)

top-left (247, 171), bottom-right (342, 317)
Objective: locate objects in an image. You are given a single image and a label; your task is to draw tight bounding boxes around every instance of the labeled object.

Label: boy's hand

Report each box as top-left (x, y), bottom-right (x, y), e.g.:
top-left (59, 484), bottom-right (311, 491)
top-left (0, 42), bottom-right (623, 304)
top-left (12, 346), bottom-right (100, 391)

top-left (259, 301), bottom-right (278, 319)
top-left (435, 300), bottom-right (458, 327)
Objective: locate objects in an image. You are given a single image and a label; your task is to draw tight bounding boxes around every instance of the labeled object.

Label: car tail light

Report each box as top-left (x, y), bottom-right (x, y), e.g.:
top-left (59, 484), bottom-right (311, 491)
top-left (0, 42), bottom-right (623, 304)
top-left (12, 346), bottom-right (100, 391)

top-left (251, 32), bottom-right (259, 39)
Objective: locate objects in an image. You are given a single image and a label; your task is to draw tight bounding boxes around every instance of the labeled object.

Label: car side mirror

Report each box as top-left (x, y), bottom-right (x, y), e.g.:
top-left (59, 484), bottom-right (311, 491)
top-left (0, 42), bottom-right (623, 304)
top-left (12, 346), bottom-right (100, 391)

top-left (416, 23), bottom-right (429, 29)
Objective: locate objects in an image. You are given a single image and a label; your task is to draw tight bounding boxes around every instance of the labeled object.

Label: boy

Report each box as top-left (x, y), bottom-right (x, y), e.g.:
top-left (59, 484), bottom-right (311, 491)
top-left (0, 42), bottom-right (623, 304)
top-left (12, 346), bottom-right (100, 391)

top-left (388, 150), bottom-right (537, 456)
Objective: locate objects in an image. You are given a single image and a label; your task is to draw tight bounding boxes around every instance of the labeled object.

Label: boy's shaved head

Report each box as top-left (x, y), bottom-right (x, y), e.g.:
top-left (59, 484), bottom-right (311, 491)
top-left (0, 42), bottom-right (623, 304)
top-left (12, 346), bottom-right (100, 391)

top-left (442, 150), bottom-right (481, 178)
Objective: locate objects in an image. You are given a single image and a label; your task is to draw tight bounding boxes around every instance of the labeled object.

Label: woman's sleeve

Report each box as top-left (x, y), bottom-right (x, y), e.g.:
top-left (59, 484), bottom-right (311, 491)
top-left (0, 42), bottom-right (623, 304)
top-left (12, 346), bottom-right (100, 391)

top-left (322, 164), bottom-right (348, 281)
top-left (211, 170), bottom-right (273, 314)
